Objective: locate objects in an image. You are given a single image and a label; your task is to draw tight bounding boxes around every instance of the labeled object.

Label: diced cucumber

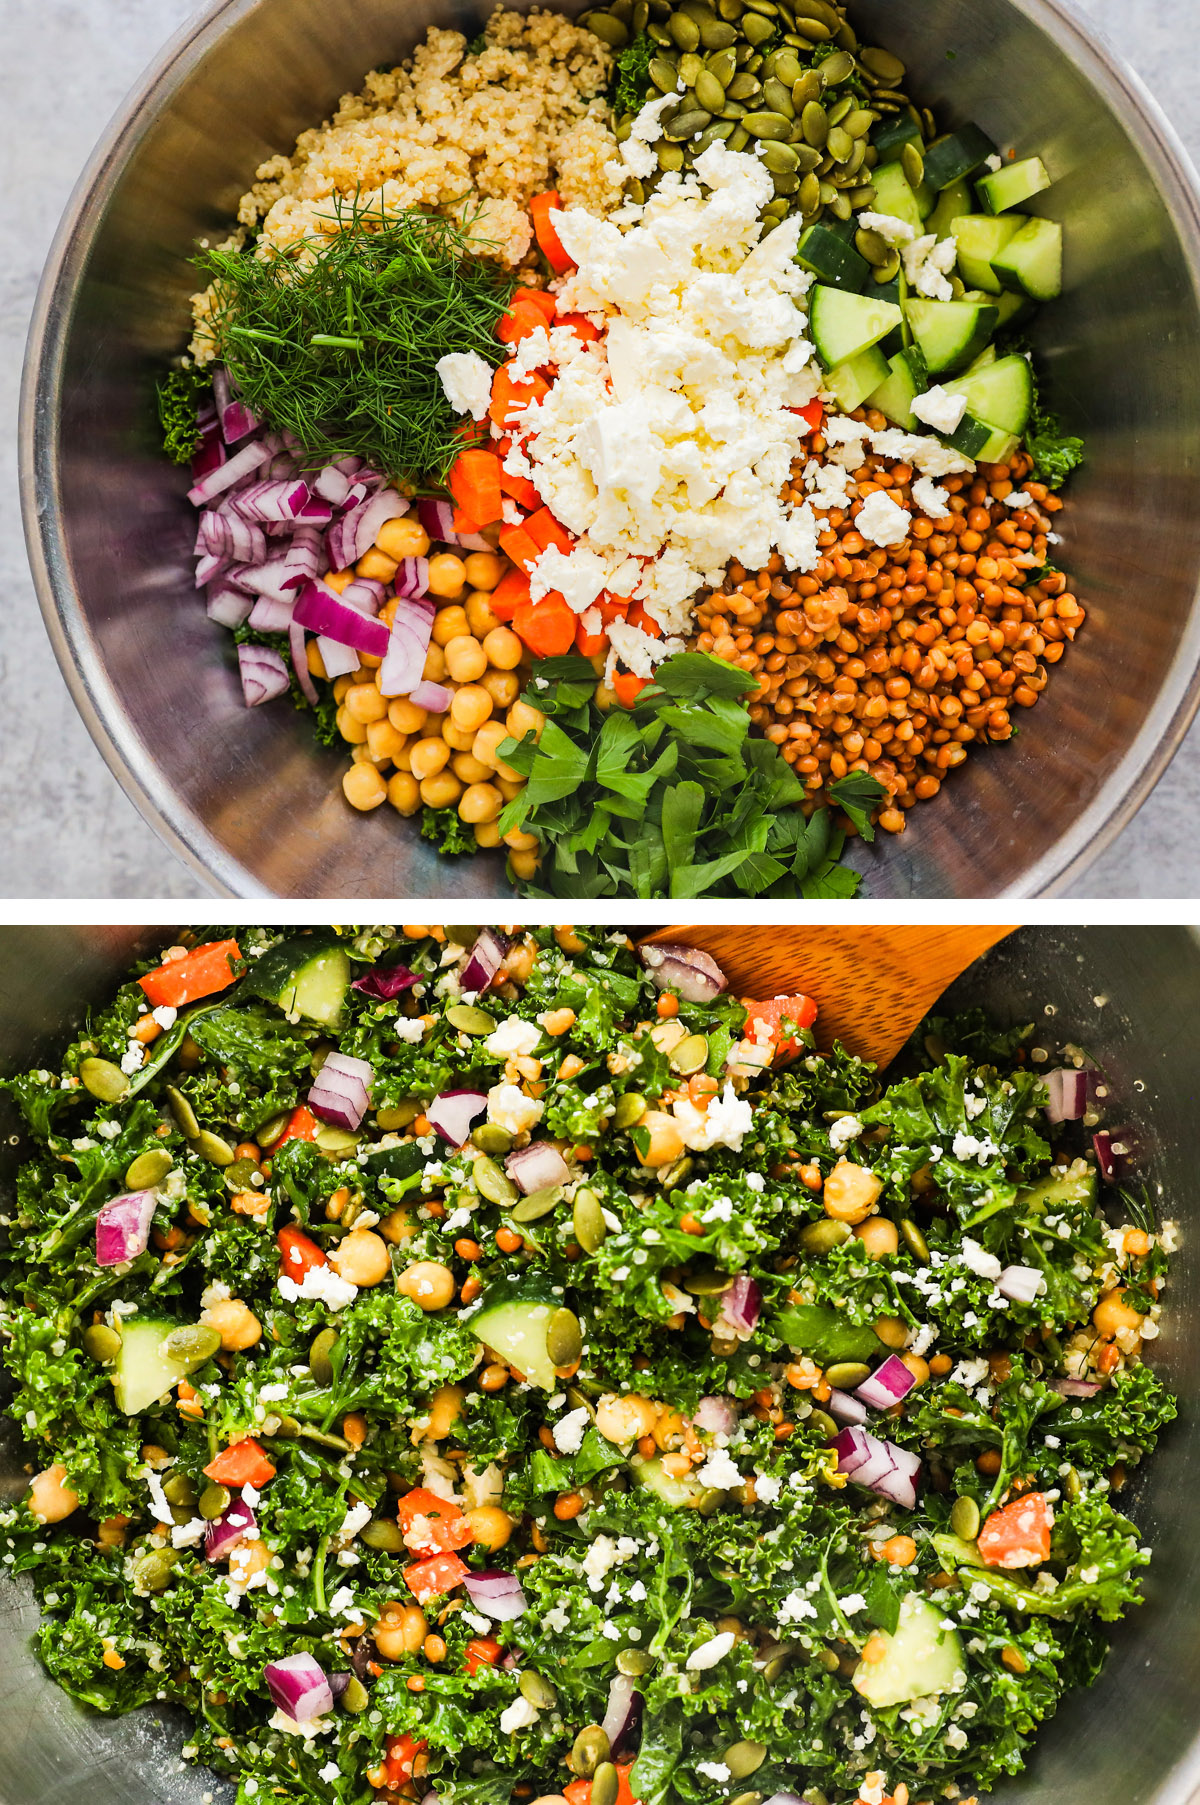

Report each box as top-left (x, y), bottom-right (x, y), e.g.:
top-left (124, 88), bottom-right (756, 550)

top-left (796, 223), bottom-right (867, 292)
top-left (927, 177), bottom-right (974, 243)
top-left (113, 1319), bottom-right (195, 1416)
top-left (977, 155), bottom-right (1052, 215)
top-left (852, 1595), bottom-right (966, 1709)
top-left (824, 344), bottom-right (890, 411)
top-left (809, 287), bottom-right (904, 370)
top-left (866, 345), bottom-right (930, 431)
top-left (949, 214), bottom-right (1023, 294)
top-left (943, 354), bottom-right (1034, 436)
top-left (869, 162), bottom-right (924, 236)
top-left (914, 179), bottom-right (936, 221)
top-left (247, 932), bottom-right (352, 1028)
top-left (964, 344), bottom-right (998, 373)
top-left (631, 1454), bottom-right (716, 1510)
top-left (1017, 1157), bottom-right (1097, 1215)
top-left (993, 288), bottom-right (1037, 333)
top-left (940, 412), bottom-right (1020, 463)
top-left (991, 216), bottom-right (1063, 301)
top-left (869, 276), bottom-right (906, 355)
top-left (923, 124), bottom-right (998, 192)
top-left (872, 112), bottom-right (923, 164)
top-left (472, 1289), bottom-right (559, 1389)
top-left (905, 298), bottom-right (999, 374)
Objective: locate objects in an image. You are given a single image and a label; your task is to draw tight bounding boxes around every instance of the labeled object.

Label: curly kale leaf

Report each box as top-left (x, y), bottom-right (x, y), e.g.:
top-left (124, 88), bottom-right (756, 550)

top-left (612, 31), bottom-right (654, 112)
top-left (421, 806), bottom-right (477, 858)
top-left (157, 365), bottom-right (210, 465)
top-left (1047, 1363), bottom-right (1177, 1467)
top-left (1026, 400), bottom-right (1085, 490)
top-left (909, 1007), bottom-right (1034, 1070)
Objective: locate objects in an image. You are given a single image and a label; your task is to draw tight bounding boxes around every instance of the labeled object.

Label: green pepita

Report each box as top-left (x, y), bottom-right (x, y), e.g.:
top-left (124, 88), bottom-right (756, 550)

top-left (592, 1764), bottom-right (620, 1805)
top-left (79, 1057), bottom-right (129, 1104)
top-left (826, 124), bottom-right (853, 161)
top-left (722, 1743), bottom-right (767, 1780)
top-left (843, 106), bottom-right (875, 138)
top-left (658, 139), bottom-right (686, 169)
top-left (826, 93), bottom-right (853, 126)
top-left (900, 1217), bottom-right (930, 1264)
top-left (633, 0), bottom-right (650, 26)
top-left (742, 109), bottom-right (793, 140)
top-left (255, 1108), bottom-right (292, 1145)
top-left (475, 1156), bottom-right (519, 1206)
top-left (860, 43), bottom-right (906, 84)
top-left (730, 1794), bottom-right (764, 1805)
top-left (162, 1324), bottom-right (222, 1370)
top-left (873, 247), bottom-right (901, 280)
top-left (901, 141), bottom-right (925, 188)
top-left (668, 10), bottom-right (701, 48)
top-left (309, 1327), bottom-right (339, 1386)
top-left (1065, 1465), bottom-right (1083, 1501)
top-left (809, 1408), bottom-right (838, 1440)
top-left (341, 1676), bottom-right (371, 1713)
top-left (790, 68), bottom-right (821, 107)
top-left (761, 139), bottom-right (800, 175)
top-left (125, 1148), bottom-right (173, 1190)
top-left (133, 1547), bottom-right (180, 1593)
top-left (572, 1727), bottom-right (611, 1778)
top-left (512, 1185), bottom-right (561, 1223)
top-left (694, 69), bottom-right (728, 112)
top-left (798, 1217), bottom-right (851, 1254)
top-left (798, 171), bottom-right (822, 212)
top-left (830, 188), bottom-right (852, 219)
top-left (616, 1647), bottom-right (654, 1676)
top-left (648, 19), bottom-right (674, 43)
top-left (520, 1669), bottom-right (558, 1710)
top-left (695, 119), bottom-right (735, 151)
top-left (698, 14), bottom-right (738, 45)
top-left (742, 11), bottom-right (774, 43)
top-left (762, 77), bottom-right (796, 118)
top-left (163, 1471), bottom-right (198, 1510)
top-left (825, 1360), bottom-right (872, 1390)
top-left (684, 1266), bottom-right (733, 1295)
top-left (950, 1494), bottom-right (981, 1541)
top-left (762, 195), bottom-right (790, 217)
top-left (546, 1307), bottom-right (583, 1368)
top-left (855, 226), bottom-right (891, 266)
top-left (792, 142), bottom-right (822, 170)
top-left (472, 1122), bottom-right (513, 1156)
top-left (763, 1651), bottom-right (791, 1682)
top-left (728, 124), bottom-right (751, 150)
top-left (614, 1092), bottom-right (647, 1129)
top-left (82, 1324), bottom-right (122, 1364)
top-left (668, 1033), bottom-right (710, 1075)
top-left (224, 1156), bottom-right (261, 1193)
top-left (727, 71), bottom-right (762, 100)
top-left (769, 49), bottom-right (802, 84)
top-left (572, 1188), bottom-right (608, 1254)
top-left (801, 99), bottom-right (829, 146)
top-left (679, 50), bottom-right (705, 86)
top-left (587, 10), bottom-right (631, 44)
top-left (658, 1155), bottom-right (696, 1188)
top-left (190, 1129), bottom-right (234, 1166)
top-left (199, 1483), bottom-right (230, 1521)
top-left (361, 1518), bottom-right (408, 1552)
top-left (818, 48), bottom-right (855, 85)
top-left (708, 46), bottom-right (737, 83)
top-left (315, 1127), bottom-right (359, 1157)
top-left (649, 53), bottom-right (680, 89)
top-left (446, 1004), bottom-right (496, 1036)
top-left (664, 107), bottom-right (713, 138)
top-left (718, 0), bottom-right (743, 16)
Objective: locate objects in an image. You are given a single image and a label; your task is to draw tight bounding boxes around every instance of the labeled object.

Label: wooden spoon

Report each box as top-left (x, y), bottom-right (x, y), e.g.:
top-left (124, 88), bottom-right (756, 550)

top-left (639, 924), bottom-right (1018, 1069)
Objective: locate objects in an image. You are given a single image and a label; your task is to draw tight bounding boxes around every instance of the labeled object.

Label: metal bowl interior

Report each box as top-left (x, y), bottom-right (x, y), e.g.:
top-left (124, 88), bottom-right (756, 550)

top-left (20, 0), bottom-right (1200, 897)
top-left (1, 924), bottom-right (1199, 1804)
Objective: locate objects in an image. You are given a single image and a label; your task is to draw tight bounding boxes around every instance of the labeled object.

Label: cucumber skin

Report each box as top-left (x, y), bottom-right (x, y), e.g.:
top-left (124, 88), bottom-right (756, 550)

top-left (866, 346), bottom-right (929, 431)
top-left (246, 933), bottom-right (352, 1028)
top-left (923, 124), bottom-right (998, 192)
top-left (872, 113), bottom-right (922, 164)
top-left (870, 162), bottom-right (924, 236)
top-left (950, 215), bottom-right (1023, 295)
top-left (943, 354), bottom-right (1034, 436)
top-left (927, 178), bottom-right (974, 242)
top-left (796, 224), bottom-right (868, 293)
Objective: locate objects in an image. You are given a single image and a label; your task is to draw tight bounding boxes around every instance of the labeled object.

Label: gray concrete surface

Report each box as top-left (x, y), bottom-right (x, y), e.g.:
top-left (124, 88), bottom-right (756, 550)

top-left (0, 0), bottom-right (1196, 899)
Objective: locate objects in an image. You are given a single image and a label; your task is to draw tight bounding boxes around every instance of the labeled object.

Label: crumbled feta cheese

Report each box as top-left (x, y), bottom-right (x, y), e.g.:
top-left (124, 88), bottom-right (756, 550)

top-left (901, 233), bottom-right (958, 301)
top-left (554, 1407), bottom-right (591, 1456)
top-left (952, 1129), bottom-right (1000, 1165)
top-left (671, 1080), bottom-right (754, 1152)
top-left (484, 1015), bottom-right (542, 1059)
top-left (151, 1005), bottom-right (177, 1030)
top-left (392, 1017), bottom-right (427, 1044)
top-left (695, 1447), bottom-right (742, 1491)
top-left (856, 489), bottom-right (912, 548)
top-left (857, 210), bottom-right (915, 246)
top-left (487, 1083), bottom-right (544, 1137)
top-left (829, 1114), bottom-right (863, 1151)
top-left (685, 1630), bottom-right (736, 1671)
top-left (338, 1500), bottom-right (373, 1542)
top-left (911, 385), bottom-right (968, 435)
top-left (912, 474), bottom-right (950, 518)
top-left (697, 1762), bottom-right (731, 1783)
top-left (1005, 490), bottom-right (1033, 508)
top-left (959, 1237), bottom-right (1003, 1281)
top-left (435, 351), bottom-right (495, 421)
top-left (754, 1473), bottom-right (781, 1504)
top-left (171, 1517), bottom-right (208, 1549)
top-left (278, 1264), bottom-right (358, 1312)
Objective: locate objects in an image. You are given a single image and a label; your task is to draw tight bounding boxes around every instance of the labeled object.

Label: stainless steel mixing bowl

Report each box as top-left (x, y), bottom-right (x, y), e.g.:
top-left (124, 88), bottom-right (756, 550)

top-left (0, 923), bottom-right (1198, 1804)
top-left (19, 1), bottom-right (1200, 897)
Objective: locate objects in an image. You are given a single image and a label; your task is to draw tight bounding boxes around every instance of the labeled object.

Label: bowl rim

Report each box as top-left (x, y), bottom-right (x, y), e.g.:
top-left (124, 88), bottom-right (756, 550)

top-left (19, 0), bottom-right (1200, 901)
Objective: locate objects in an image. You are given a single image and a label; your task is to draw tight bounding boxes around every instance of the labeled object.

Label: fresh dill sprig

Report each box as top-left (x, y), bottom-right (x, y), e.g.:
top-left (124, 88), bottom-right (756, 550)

top-left (195, 198), bottom-right (515, 485)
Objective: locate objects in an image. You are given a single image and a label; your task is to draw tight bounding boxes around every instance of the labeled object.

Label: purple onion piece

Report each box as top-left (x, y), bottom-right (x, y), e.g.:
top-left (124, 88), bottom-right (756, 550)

top-left (352, 961), bottom-right (419, 1001)
top-left (1043, 1067), bottom-right (1089, 1124)
top-left (460, 929), bottom-right (510, 996)
top-left (1093, 1126), bottom-right (1142, 1183)
top-left (96, 1191), bottom-right (158, 1267)
top-left (206, 1497), bottom-right (257, 1562)
top-left (714, 1274), bottom-right (761, 1339)
top-left (601, 1673), bottom-right (643, 1758)
top-left (1051, 1376), bottom-right (1102, 1398)
top-left (427, 1089), bottom-right (488, 1147)
top-left (461, 1568), bottom-right (527, 1621)
top-left (639, 941), bottom-right (727, 1004)
top-left (854, 1353), bottom-right (917, 1411)
top-left (264, 1652), bottom-right (334, 1723)
top-left (692, 1396), bottom-right (737, 1436)
top-left (238, 645), bottom-right (291, 708)
top-left (997, 1263), bottom-right (1044, 1304)
top-left (826, 1387), bottom-right (868, 1426)
top-left (504, 1141), bottom-right (570, 1196)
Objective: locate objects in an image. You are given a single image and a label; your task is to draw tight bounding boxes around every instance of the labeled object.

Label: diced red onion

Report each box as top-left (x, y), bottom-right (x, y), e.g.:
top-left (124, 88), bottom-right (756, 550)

top-left (715, 1274), bottom-right (761, 1339)
top-left (264, 1653), bottom-right (334, 1723)
top-left (833, 1425), bottom-right (921, 1510)
top-left (378, 597), bottom-right (437, 698)
top-left (238, 644), bottom-right (291, 707)
top-left (327, 1672), bottom-right (352, 1703)
top-left (351, 489), bottom-right (410, 557)
top-left (96, 1190), bottom-right (157, 1266)
top-left (314, 465), bottom-right (351, 506)
top-left (639, 941), bottom-right (727, 1004)
top-left (504, 1141), bottom-right (569, 1196)
top-left (352, 961), bottom-right (418, 1000)
top-left (294, 580), bottom-right (390, 656)
top-left (827, 1388), bottom-right (868, 1425)
top-left (1043, 1067), bottom-right (1089, 1124)
top-left (461, 1568), bottom-right (527, 1622)
top-left (1093, 1127), bottom-right (1140, 1183)
top-left (309, 1051), bottom-right (373, 1132)
top-left (1051, 1376), bottom-right (1102, 1398)
top-left (247, 594), bottom-right (296, 633)
top-left (855, 1353), bottom-right (917, 1411)
top-left (762, 1793), bottom-right (807, 1805)
top-left (418, 497), bottom-right (491, 552)
top-left (196, 508), bottom-right (267, 567)
top-left (316, 636), bottom-right (361, 681)
top-left (341, 578), bottom-right (386, 613)
top-left (205, 1496), bottom-right (257, 1562)
top-left (460, 929), bottom-right (510, 995)
top-left (191, 423), bottom-right (225, 482)
top-left (289, 619), bottom-right (319, 706)
top-left (296, 494), bottom-right (333, 525)
top-left (334, 456), bottom-right (365, 476)
top-left (188, 437), bottom-right (271, 505)
top-left (207, 584), bottom-right (253, 629)
top-left (411, 681), bottom-right (451, 714)
top-left (395, 556), bottom-right (430, 598)
top-left (997, 1263), bottom-right (1044, 1304)
top-left (427, 1089), bottom-right (488, 1147)
top-left (601, 1673), bottom-right (642, 1758)
top-left (692, 1396), bottom-right (737, 1436)
top-left (194, 551), bottom-right (230, 587)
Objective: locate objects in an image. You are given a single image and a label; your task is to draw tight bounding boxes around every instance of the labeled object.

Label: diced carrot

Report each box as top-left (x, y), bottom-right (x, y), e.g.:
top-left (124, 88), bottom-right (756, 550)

top-left (489, 366), bottom-right (550, 428)
top-left (792, 398), bottom-right (825, 433)
top-left (498, 522), bottom-right (542, 573)
top-left (489, 567), bottom-right (532, 622)
top-left (514, 591), bottom-right (577, 658)
top-left (745, 993), bottom-right (819, 1060)
top-left (403, 1551), bottom-right (470, 1603)
top-left (383, 1735), bottom-right (428, 1786)
top-left (138, 939), bottom-right (242, 1009)
top-left (575, 612), bottom-right (607, 658)
top-left (599, 594), bottom-right (632, 621)
top-left (525, 506), bottom-right (573, 555)
top-left (496, 300), bottom-right (552, 346)
top-left (500, 465), bottom-right (540, 512)
top-left (449, 448), bottom-right (503, 531)
top-left (530, 191), bottom-right (575, 275)
top-left (565, 1784), bottom-right (592, 1805)
top-left (513, 286), bottom-right (556, 324)
top-left (203, 1438), bottom-right (276, 1489)
top-left (977, 1491), bottom-right (1053, 1569)
top-left (564, 1765), bottom-right (641, 1805)
top-left (277, 1223), bottom-right (327, 1282)
top-left (269, 1104), bottom-right (319, 1150)
top-left (464, 1636), bottom-right (504, 1676)
top-left (612, 669), bottom-right (649, 707)
top-left (396, 1487), bottom-right (473, 1556)
top-left (627, 600), bottom-right (662, 639)
top-left (555, 311), bottom-right (600, 342)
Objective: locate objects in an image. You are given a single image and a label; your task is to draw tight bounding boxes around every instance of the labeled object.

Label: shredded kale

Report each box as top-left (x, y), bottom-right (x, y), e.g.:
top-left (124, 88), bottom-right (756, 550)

top-left (1026, 399), bottom-right (1085, 489)
top-left (612, 31), bottom-right (655, 112)
top-left (421, 806), bottom-right (478, 858)
top-left (156, 364), bottom-right (210, 464)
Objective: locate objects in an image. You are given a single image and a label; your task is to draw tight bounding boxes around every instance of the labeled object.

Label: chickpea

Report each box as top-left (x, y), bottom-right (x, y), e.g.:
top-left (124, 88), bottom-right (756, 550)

top-left (466, 592), bottom-right (501, 638)
top-left (229, 1540), bottom-right (273, 1584)
top-left (596, 1393), bottom-right (658, 1445)
top-left (432, 604), bottom-right (470, 647)
top-left (343, 764), bottom-right (388, 811)
top-left (483, 626), bottom-right (523, 671)
top-left (1093, 1287), bottom-right (1145, 1341)
top-left (332, 672), bottom-right (355, 702)
top-left (878, 1534), bottom-right (917, 1567)
top-left (423, 642), bottom-right (447, 682)
top-left (429, 556), bottom-right (468, 600)
top-left (854, 1217), bottom-right (899, 1259)
top-left (357, 547), bottom-right (398, 583)
top-left (421, 772), bottom-right (464, 810)
top-left (326, 571), bottom-right (355, 597)
top-left (465, 1505), bottom-right (514, 1551)
top-left (336, 704), bottom-right (369, 746)
top-left (344, 682), bottom-right (388, 725)
top-left (874, 1316), bottom-right (909, 1349)
top-left (452, 752), bottom-right (493, 785)
top-left (510, 848), bottom-right (539, 880)
top-left (633, 1109), bottom-right (686, 1169)
top-left (379, 1205), bottom-right (416, 1244)
top-left (482, 669), bottom-right (520, 709)
top-left (367, 718), bottom-right (408, 762)
top-left (375, 1602), bottom-right (428, 1662)
top-left (410, 737), bottom-right (451, 781)
top-left (472, 720), bottom-right (517, 776)
top-left (497, 776), bottom-right (525, 803)
top-left (507, 699), bottom-right (545, 742)
top-left (823, 1159), bottom-right (884, 1223)
top-left (653, 1409), bottom-right (686, 1451)
top-left (28, 1463), bottom-right (79, 1525)
top-left (398, 1261), bottom-right (457, 1311)
top-left (388, 771), bottom-right (421, 816)
top-left (459, 782), bottom-right (504, 824)
top-left (330, 1228), bottom-right (392, 1288)
top-left (451, 685), bottom-right (494, 733)
top-left (475, 819), bottom-right (502, 847)
top-left (445, 635), bottom-right (488, 684)
top-left (306, 640), bottom-right (328, 680)
top-left (464, 551), bottom-right (506, 591)
top-left (504, 827), bottom-right (540, 852)
top-left (201, 1297), bottom-right (263, 1351)
top-left (900, 1352), bottom-right (930, 1386)
top-left (425, 1384), bottom-right (466, 1439)
top-left (375, 515), bottom-right (431, 561)
top-left (350, 741), bottom-right (386, 768)
top-left (389, 698), bottom-right (427, 735)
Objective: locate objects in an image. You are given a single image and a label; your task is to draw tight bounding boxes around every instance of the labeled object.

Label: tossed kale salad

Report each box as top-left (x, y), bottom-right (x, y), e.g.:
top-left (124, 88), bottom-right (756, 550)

top-left (0, 927), bottom-right (1176, 1805)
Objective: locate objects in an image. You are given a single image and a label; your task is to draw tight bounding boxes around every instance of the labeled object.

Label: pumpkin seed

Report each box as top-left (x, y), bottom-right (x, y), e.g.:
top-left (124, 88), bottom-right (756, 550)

top-left (79, 1056), bottom-right (129, 1103)
top-left (82, 1324), bottom-right (121, 1364)
top-left (309, 1327), bottom-right (339, 1386)
top-left (792, 142), bottom-right (822, 170)
top-left (742, 11), bottom-right (774, 43)
top-left (900, 1217), bottom-right (930, 1264)
top-left (826, 124), bottom-right (853, 162)
top-left (901, 142), bottom-right (925, 188)
top-left (668, 9), bottom-right (701, 48)
top-left (512, 1185), bottom-right (561, 1223)
top-left (611, 0), bottom-right (635, 21)
top-left (699, 14), bottom-right (737, 45)
top-left (744, 0), bottom-right (777, 14)
top-left (341, 1676), bottom-right (370, 1713)
top-left (769, 49), bottom-right (802, 84)
top-left (950, 1494), bottom-right (981, 1541)
top-left (728, 124), bottom-right (751, 150)
top-left (825, 1360), bottom-right (872, 1390)
top-left (658, 139), bottom-right (686, 169)
top-left (446, 1004), bottom-right (496, 1036)
top-left (743, 110), bottom-right (793, 140)
top-left (361, 1518), bottom-right (407, 1552)
top-left (315, 1126), bottom-right (359, 1157)
top-left (800, 99), bottom-right (828, 146)
top-left (763, 1651), bottom-right (791, 1681)
top-left (873, 248), bottom-right (901, 280)
top-left (818, 48), bottom-right (855, 85)
top-left (798, 1217), bottom-right (851, 1254)
top-left (720, 98), bottom-right (747, 119)
top-left (472, 1122), bottom-right (513, 1156)
top-left (695, 120), bottom-right (735, 151)
top-left (572, 1727), bottom-right (611, 1778)
top-left (727, 71), bottom-right (762, 100)
top-left (520, 1669), bottom-right (558, 1710)
top-left (762, 195), bottom-right (789, 217)
top-left (1065, 1465), bottom-right (1082, 1501)
top-left (163, 1471), bottom-right (198, 1509)
top-left (695, 69), bottom-right (727, 112)
top-left (718, 0), bottom-right (743, 16)
top-left (199, 1483), bottom-right (230, 1521)
top-left (224, 1156), bottom-right (260, 1194)
top-left (855, 227), bottom-right (890, 266)
top-left (830, 188), bottom-right (852, 219)
top-left (475, 1156), bottom-right (518, 1207)
top-left (190, 1129), bottom-right (233, 1167)
top-left (708, 46), bottom-right (737, 83)
top-left (809, 1409), bottom-right (838, 1439)
top-left (798, 171), bottom-right (822, 212)
top-left (665, 107), bottom-right (713, 138)
top-left (587, 10), bottom-right (631, 44)
top-left (843, 139), bottom-right (866, 177)
top-left (668, 1033), bottom-right (710, 1075)
top-left (255, 1108), bottom-right (292, 1146)
top-left (163, 1324), bottom-right (222, 1370)
top-left (761, 139), bottom-right (800, 175)
top-left (679, 49), bottom-right (704, 85)
top-left (791, 0), bottom-right (838, 23)
top-left (648, 56), bottom-right (679, 89)
top-left (818, 178), bottom-right (838, 204)
top-left (592, 1765), bottom-right (620, 1805)
top-left (125, 1148), bottom-right (173, 1190)
top-left (843, 106), bottom-right (874, 138)
top-left (572, 1189), bottom-right (607, 1254)
top-left (546, 1307), bottom-right (583, 1368)
top-left (793, 17), bottom-right (830, 39)
top-left (762, 77), bottom-right (795, 118)
top-left (826, 93), bottom-right (853, 126)
top-left (723, 1743), bottom-right (767, 1780)
top-left (614, 1092), bottom-right (647, 1129)
top-left (730, 1793), bottom-right (764, 1805)
top-left (616, 1647), bottom-right (654, 1676)
top-left (860, 43), bottom-right (906, 84)
top-left (647, 18), bottom-right (674, 41)
top-left (133, 1547), bottom-right (180, 1593)
top-left (628, 178), bottom-right (647, 204)
top-left (633, 0), bottom-right (650, 27)
top-left (684, 1266), bottom-right (733, 1295)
